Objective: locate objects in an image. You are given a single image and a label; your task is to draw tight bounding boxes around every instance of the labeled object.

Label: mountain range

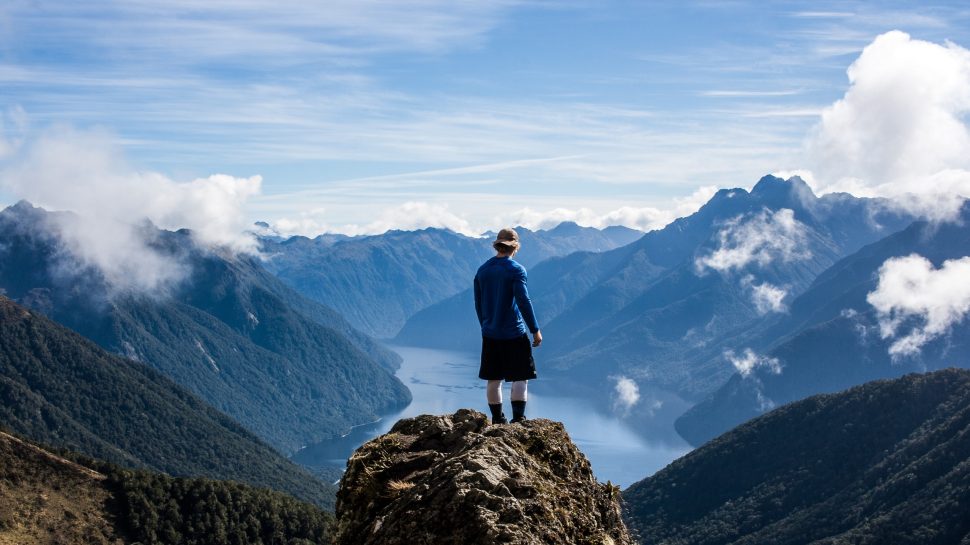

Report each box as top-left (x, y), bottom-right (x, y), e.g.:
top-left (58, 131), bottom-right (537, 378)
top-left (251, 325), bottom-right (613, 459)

top-left (623, 368), bottom-right (970, 544)
top-left (675, 202), bottom-right (970, 446)
top-left (0, 201), bottom-right (410, 454)
top-left (396, 176), bottom-right (914, 411)
top-left (260, 222), bottom-right (641, 339)
top-left (0, 295), bottom-right (335, 508)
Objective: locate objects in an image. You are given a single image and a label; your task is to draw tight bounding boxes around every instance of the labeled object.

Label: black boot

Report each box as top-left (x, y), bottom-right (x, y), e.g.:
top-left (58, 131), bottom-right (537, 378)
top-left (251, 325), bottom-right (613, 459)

top-left (511, 400), bottom-right (527, 423)
top-left (488, 403), bottom-right (507, 424)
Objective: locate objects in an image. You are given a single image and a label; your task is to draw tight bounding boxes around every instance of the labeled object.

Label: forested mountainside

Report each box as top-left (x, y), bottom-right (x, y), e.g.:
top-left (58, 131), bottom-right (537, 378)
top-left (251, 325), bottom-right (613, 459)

top-left (0, 201), bottom-right (410, 454)
top-left (0, 429), bottom-right (333, 544)
top-left (261, 222), bottom-right (642, 338)
top-left (677, 202), bottom-right (970, 446)
top-left (624, 369), bottom-right (970, 545)
top-left (262, 227), bottom-right (490, 339)
top-left (0, 296), bottom-right (335, 508)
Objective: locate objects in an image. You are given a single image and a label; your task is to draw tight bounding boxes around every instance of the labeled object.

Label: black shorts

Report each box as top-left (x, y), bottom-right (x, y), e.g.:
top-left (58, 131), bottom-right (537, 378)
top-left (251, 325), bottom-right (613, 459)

top-left (479, 334), bottom-right (537, 382)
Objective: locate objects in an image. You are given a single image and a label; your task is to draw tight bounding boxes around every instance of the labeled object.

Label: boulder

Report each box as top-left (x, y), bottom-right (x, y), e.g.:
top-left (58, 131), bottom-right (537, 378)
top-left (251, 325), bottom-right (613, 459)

top-left (333, 409), bottom-right (631, 545)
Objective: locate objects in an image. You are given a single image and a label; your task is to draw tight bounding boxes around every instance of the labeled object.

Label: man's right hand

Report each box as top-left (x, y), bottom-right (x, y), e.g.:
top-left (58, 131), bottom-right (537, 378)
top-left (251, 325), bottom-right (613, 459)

top-left (532, 330), bottom-right (543, 347)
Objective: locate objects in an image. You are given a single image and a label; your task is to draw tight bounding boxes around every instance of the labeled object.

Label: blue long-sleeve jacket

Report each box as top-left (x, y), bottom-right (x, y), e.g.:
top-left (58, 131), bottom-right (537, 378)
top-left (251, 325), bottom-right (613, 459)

top-left (474, 256), bottom-right (540, 339)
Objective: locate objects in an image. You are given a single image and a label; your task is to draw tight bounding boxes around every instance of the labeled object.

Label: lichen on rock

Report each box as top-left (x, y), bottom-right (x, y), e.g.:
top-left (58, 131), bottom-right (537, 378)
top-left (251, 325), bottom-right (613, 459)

top-left (332, 408), bottom-right (631, 545)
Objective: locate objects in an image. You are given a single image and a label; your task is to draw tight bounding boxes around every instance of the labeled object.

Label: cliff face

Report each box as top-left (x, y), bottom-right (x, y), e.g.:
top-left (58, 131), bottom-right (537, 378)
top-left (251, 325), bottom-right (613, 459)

top-left (333, 409), bottom-right (631, 545)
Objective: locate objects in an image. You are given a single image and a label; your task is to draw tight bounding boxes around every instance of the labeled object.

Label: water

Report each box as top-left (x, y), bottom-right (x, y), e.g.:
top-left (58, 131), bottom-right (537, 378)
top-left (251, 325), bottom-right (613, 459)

top-left (293, 345), bottom-right (692, 488)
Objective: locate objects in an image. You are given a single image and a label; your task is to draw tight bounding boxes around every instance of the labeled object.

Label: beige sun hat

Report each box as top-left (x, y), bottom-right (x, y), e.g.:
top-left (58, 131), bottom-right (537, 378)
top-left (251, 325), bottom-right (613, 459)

top-left (492, 227), bottom-right (520, 252)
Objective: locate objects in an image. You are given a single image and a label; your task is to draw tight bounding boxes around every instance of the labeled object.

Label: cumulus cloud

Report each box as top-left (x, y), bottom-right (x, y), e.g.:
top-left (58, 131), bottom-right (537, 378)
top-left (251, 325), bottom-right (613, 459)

top-left (695, 208), bottom-right (810, 273)
top-left (725, 348), bottom-right (782, 378)
top-left (0, 127), bottom-right (262, 292)
top-left (806, 31), bottom-right (970, 221)
top-left (611, 375), bottom-right (640, 415)
top-left (867, 254), bottom-right (970, 357)
top-left (742, 275), bottom-right (788, 314)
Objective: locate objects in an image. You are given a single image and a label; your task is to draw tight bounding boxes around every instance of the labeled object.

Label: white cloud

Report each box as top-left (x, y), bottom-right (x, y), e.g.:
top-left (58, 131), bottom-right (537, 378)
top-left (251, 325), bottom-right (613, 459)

top-left (265, 184), bottom-right (720, 237)
top-left (806, 31), bottom-right (970, 221)
top-left (499, 185), bottom-right (718, 233)
top-left (611, 375), bottom-right (640, 415)
top-left (0, 127), bottom-right (262, 292)
top-left (362, 201), bottom-right (475, 235)
top-left (867, 254), bottom-right (970, 357)
top-left (500, 206), bottom-right (665, 233)
top-left (272, 201), bottom-right (475, 237)
top-left (695, 208), bottom-right (810, 273)
top-left (726, 348), bottom-right (782, 378)
top-left (742, 275), bottom-right (788, 314)
top-left (269, 208), bottom-right (331, 238)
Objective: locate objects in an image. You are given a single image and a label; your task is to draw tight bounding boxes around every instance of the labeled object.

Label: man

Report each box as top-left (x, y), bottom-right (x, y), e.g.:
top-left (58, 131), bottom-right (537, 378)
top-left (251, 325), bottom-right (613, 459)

top-left (474, 227), bottom-right (542, 424)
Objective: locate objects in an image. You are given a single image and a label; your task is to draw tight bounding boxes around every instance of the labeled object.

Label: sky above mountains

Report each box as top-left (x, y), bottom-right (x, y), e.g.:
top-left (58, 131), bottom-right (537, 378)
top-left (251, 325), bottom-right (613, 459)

top-left (1, 1), bottom-right (970, 236)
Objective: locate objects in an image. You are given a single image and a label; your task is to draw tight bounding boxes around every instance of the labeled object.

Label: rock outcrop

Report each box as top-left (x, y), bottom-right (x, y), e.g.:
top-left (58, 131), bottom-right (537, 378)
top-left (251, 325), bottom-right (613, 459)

top-left (333, 409), bottom-right (631, 545)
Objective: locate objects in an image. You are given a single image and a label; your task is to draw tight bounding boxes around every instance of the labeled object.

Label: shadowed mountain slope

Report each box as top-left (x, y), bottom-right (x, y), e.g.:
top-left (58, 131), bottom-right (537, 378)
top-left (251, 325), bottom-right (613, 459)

top-left (0, 296), bottom-right (336, 508)
top-left (624, 369), bottom-right (970, 545)
top-left (676, 203), bottom-right (970, 446)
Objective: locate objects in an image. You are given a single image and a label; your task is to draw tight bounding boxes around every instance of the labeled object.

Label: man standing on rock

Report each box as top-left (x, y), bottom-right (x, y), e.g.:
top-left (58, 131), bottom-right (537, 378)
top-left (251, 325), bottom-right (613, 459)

top-left (474, 227), bottom-right (542, 424)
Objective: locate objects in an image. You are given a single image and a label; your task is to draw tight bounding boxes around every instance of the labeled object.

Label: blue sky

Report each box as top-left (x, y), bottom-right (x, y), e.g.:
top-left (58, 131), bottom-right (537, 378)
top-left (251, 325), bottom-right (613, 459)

top-left (2, 1), bottom-right (970, 235)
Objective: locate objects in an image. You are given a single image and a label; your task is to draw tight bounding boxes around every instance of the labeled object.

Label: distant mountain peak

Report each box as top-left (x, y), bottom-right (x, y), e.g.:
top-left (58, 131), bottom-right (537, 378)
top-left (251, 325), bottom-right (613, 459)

top-left (2, 200), bottom-right (47, 222)
top-left (747, 174), bottom-right (818, 215)
top-left (10, 199), bottom-right (38, 211)
top-left (751, 173), bottom-right (786, 190)
top-left (548, 220), bottom-right (583, 234)
top-left (751, 174), bottom-right (814, 198)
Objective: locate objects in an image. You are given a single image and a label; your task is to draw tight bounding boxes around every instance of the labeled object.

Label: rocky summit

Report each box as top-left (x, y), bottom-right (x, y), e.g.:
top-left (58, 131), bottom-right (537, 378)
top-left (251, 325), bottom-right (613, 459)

top-left (332, 409), bottom-right (631, 545)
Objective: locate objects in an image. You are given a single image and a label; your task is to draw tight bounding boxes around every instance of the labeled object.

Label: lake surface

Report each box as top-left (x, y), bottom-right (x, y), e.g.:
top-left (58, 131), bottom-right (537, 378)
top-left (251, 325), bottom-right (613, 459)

top-left (293, 345), bottom-right (692, 488)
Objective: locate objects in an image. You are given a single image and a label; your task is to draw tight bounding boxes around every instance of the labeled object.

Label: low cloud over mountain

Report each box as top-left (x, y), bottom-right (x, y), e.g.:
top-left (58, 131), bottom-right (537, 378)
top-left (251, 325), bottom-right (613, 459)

top-left (867, 253), bottom-right (970, 357)
top-left (695, 207), bottom-right (811, 273)
top-left (0, 127), bottom-right (261, 293)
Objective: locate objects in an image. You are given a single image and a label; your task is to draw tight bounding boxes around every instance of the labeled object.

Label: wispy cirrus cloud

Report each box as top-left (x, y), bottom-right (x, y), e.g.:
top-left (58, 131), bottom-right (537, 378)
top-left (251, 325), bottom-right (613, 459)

top-left (791, 11), bottom-right (855, 19)
top-left (5, 1), bottom-right (970, 237)
top-left (6, 0), bottom-right (524, 60)
top-left (700, 89), bottom-right (804, 98)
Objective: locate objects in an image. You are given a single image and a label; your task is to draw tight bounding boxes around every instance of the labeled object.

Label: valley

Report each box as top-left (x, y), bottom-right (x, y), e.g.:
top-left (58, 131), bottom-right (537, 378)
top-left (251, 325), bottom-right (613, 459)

top-left (291, 345), bottom-right (692, 488)
top-left (5, 6), bottom-right (970, 543)
top-left (2, 176), bottom-right (969, 544)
